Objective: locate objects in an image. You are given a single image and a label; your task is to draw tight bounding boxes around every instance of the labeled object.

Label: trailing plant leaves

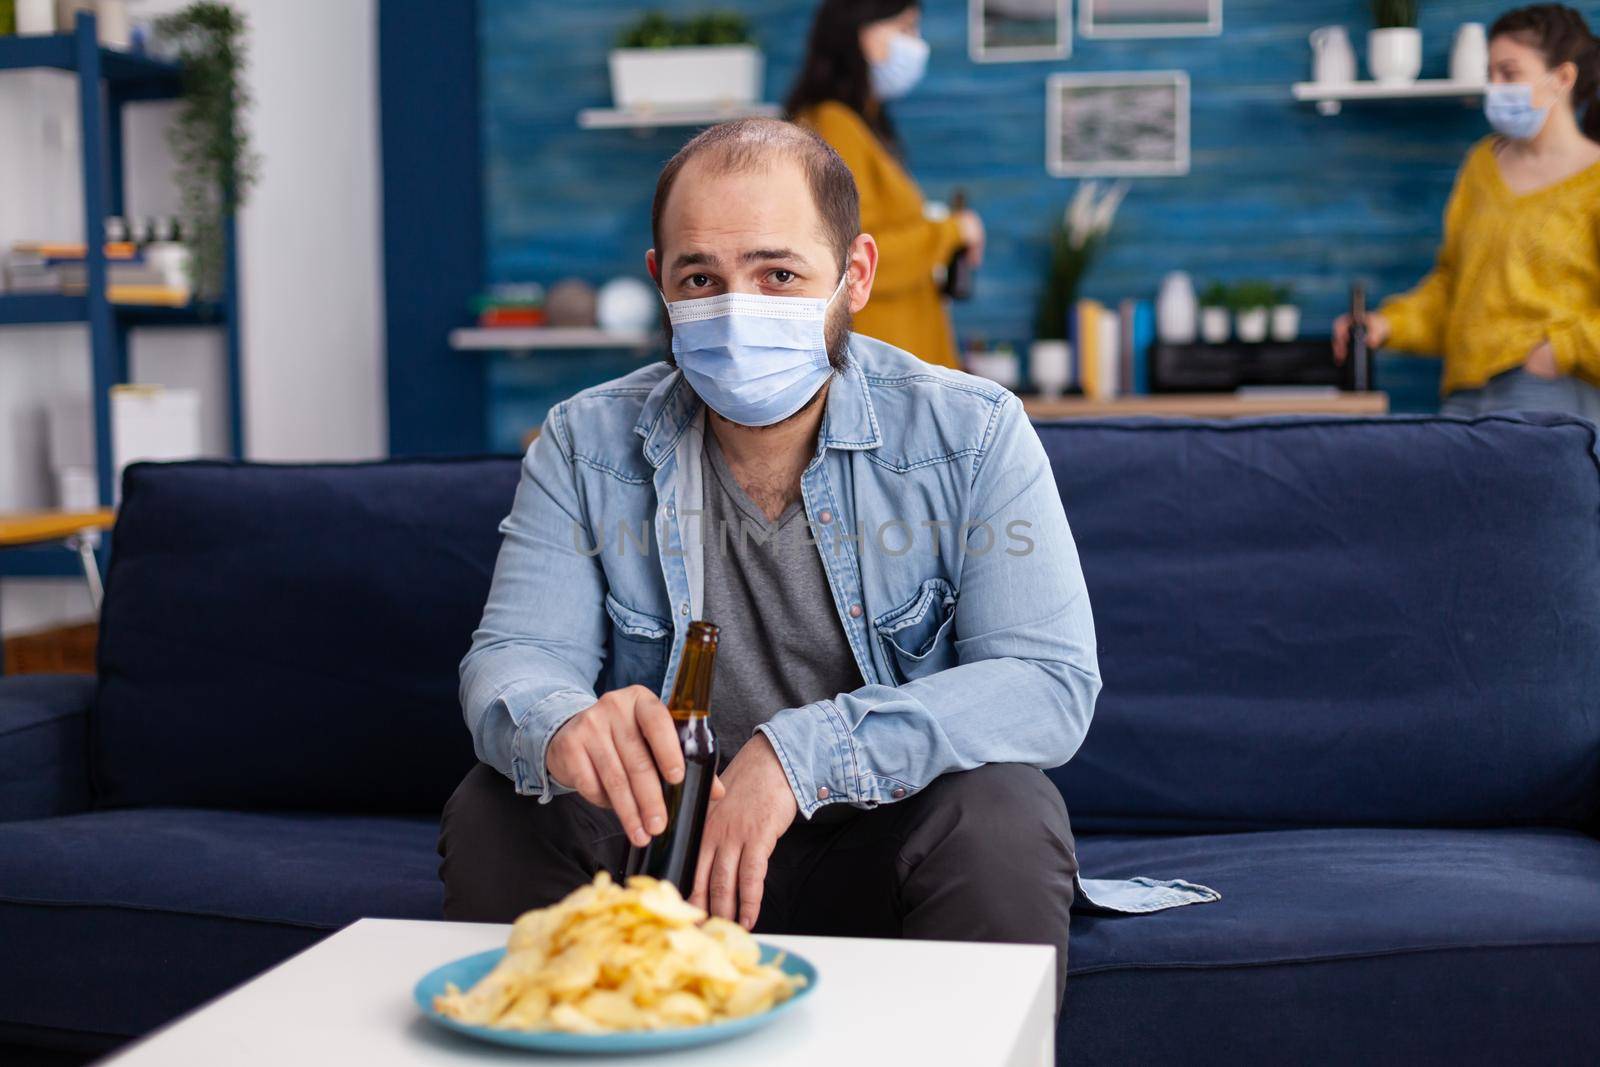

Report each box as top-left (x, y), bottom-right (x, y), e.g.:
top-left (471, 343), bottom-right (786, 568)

top-left (155, 1), bottom-right (259, 300)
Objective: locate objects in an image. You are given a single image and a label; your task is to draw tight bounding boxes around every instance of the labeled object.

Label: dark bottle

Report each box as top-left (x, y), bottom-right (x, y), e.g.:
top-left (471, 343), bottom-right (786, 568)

top-left (943, 189), bottom-right (975, 301)
top-left (1348, 282), bottom-right (1375, 392)
top-left (625, 621), bottom-right (719, 895)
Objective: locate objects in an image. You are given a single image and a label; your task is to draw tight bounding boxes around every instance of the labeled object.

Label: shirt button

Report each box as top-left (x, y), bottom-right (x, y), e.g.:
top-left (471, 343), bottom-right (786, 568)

top-left (680, 604), bottom-right (689, 616)
top-left (666, 504), bottom-right (676, 518)
top-left (816, 786), bottom-right (831, 801)
top-left (849, 603), bottom-right (863, 618)
top-left (818, 509), bottom-right (833, 524)
top-left (891, 787), bottom-right (907, 799)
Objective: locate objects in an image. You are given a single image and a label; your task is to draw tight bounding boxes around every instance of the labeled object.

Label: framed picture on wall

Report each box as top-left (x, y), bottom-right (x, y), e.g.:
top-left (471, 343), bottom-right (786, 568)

top-left (1080, 0), bottom-right (1221, 38)
top-left (1047, 71), bottom-right (1190, 177)
top-left (970, 0), bottom-right (1072, 62)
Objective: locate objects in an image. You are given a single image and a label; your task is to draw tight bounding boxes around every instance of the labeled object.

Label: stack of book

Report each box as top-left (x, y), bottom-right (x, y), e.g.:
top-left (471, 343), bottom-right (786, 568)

top-left (3, 241), bottom-right (190, 306)
top-left (474, 282), bottom-right (547, 328)
top-left (1071, 298), bottom-right (1156, 401)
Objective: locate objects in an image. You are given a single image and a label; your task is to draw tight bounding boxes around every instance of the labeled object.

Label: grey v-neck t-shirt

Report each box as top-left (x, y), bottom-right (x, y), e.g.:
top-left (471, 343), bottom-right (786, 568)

top-left (698, 431), bottom-right (865, 764)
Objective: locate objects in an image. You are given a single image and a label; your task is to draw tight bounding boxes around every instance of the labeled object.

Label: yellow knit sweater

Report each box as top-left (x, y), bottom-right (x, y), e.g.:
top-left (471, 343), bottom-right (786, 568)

top-left (795, 101), bottom-right (964, 368)
top-left (1380, 137), bottom-right (1600, 395)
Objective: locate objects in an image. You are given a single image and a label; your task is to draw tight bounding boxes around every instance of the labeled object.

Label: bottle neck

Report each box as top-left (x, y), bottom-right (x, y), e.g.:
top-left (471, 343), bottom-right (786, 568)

top-left (668, 636), bottom-right (717, 719)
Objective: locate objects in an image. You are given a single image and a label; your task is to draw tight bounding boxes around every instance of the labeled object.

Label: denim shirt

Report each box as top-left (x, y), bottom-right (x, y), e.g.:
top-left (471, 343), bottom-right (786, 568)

top-left (460, 334), bottom-right (1218, 915)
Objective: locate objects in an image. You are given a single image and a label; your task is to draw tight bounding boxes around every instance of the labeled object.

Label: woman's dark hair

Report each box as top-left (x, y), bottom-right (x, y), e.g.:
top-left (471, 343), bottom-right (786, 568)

top-left (1490, 4), bottom-right (1600, 141)
top-left (784, 0), bottom-right (919, 150)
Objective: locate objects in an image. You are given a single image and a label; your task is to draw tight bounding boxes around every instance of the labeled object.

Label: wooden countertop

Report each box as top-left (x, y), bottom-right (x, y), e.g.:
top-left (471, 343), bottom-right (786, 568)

top-left (1023, 392), bottom-right (1389, 420)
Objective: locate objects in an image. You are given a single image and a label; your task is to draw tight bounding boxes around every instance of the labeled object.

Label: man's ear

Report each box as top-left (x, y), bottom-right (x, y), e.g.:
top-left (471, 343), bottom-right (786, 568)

top-left (646, 248), bottom-right (661, 287)
top-left (845, 233), bottom-right (878, 315)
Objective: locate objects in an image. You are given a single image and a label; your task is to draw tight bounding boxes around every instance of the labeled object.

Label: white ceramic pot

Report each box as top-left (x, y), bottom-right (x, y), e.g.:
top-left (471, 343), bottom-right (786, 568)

top-left (1270, 304), bottom-right (1301, 342)
top-left (1236, 308), bottom-right (1269, 343)
top-left (1200, 306), bottom-right (1231, 344)
top-left (96, 0), bottom-right (128, 47)
top-left (1157, 271), bottom-right (1198, 345)
top-left (1029, 340), bottom-right (1072, 399)
top-left (1368, 27), bottom-right (1422, 86)
top-left (17, 0), bottom-right (56, 34)
top-left (1450, 22), bottom-right (1488, 85)
top-left (1310, 26), bottom-right (1357, 86)
top-left (965, 349), bottom-right (1021, 390)
top-left (609, 45), bottom-right (762, 111)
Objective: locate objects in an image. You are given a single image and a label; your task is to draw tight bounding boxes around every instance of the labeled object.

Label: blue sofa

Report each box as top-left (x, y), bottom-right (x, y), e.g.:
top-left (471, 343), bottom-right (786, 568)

top-left (2, 414), bottom-right (1598, 1064)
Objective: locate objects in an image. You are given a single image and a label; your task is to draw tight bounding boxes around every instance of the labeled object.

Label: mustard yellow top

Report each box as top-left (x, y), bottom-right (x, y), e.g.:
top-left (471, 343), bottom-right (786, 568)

top-left (1380, 137), bottom-right (1600, 395)
top-left (795, 101), bottom-right (964, 368)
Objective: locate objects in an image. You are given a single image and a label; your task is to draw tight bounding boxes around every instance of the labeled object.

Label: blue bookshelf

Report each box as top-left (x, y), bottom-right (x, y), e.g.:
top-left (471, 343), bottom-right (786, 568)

top-left (0, 11), bottom-right (244, 581)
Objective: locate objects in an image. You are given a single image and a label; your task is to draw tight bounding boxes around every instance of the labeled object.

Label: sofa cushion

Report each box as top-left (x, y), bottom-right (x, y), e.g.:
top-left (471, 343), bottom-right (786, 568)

top-left (1041, 414), bottom-right (1600, 831)
top-left (1064, 825), bottom-right (1600, 1062)
top-left (0, 675), bottom-right (94, 821)
top-left (0, 808), bottom-right (441, 1038)
top-left (92, 457), bottom-right (521, 813)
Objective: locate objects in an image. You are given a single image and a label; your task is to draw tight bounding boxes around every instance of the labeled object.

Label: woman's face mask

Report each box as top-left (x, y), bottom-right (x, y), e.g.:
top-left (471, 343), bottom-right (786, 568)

top-left (870, 31), bottom-right (929, 101)
top-left (1484, 70), bottom-right (1557, 141)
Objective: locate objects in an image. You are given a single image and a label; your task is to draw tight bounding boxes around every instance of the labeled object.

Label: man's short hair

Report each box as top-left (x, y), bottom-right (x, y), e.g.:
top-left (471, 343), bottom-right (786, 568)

top-left (651, 118), bottom-right (861, 272)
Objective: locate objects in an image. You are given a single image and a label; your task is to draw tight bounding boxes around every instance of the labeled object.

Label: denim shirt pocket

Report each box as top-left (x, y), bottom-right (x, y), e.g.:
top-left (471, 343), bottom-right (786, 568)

top-left (603, 592), bottom-right (671, 693)
top-left (873, 577), bottom-right (959, 685)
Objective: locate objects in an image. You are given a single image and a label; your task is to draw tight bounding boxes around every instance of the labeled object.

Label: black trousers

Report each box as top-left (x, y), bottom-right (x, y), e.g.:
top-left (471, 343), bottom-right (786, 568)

top-left (438, 761), bottom-right (1077, 1006)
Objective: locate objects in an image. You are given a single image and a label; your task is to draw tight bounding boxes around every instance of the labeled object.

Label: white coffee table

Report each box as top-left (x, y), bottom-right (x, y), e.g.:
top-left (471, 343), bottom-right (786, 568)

top-left (100, 918), bottom-right (1055, 1066)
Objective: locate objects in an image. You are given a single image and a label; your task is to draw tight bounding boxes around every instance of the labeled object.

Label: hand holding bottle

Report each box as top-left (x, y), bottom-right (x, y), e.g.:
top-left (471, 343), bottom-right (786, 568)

top-left (1333, 310), bottom-right (1391, 363)
top-left (546, 685), bottom-right (725, 848)
top-left (954, 209), bottom-right (986, 268)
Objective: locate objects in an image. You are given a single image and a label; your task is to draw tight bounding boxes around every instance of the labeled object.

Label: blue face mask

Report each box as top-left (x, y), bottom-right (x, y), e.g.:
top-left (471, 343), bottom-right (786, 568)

top-left (870, 32), bottom-right (929, 101)
top-left (666, 272), bottom-right (848, 427)
top-left (1484, 78), bottom-right (1553, 140)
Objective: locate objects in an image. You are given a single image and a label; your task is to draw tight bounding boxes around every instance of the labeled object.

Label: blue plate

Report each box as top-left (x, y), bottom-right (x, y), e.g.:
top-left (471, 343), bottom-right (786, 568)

top-left (413, 943), bottom-right (818, 1054)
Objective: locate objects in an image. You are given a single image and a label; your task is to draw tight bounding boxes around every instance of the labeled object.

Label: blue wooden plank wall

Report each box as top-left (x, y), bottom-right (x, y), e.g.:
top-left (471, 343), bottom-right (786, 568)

top-left (479, 0), bottom-right (1599, 449)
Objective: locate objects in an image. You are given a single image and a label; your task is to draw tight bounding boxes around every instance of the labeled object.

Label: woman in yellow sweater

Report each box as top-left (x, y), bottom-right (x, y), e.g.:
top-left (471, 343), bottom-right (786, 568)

top-left (1336, 5), bottom-right (1600, 417)
top-left (785, 0), bottom-right (984, 368)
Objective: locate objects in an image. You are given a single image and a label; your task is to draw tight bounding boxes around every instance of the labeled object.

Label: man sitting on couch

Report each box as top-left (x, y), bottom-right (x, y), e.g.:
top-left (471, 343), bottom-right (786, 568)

top-left (440, 118), bottom-right (1211, 1006)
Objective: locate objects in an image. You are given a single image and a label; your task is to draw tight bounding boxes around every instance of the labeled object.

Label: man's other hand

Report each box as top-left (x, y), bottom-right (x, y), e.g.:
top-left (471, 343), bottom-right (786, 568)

top-left (690, 732), bottom-right (798, 930)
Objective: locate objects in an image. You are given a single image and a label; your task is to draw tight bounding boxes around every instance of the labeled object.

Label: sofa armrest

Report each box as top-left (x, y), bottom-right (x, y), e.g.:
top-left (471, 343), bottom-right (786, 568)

top-left (0, 674), bottom-right (95, 821)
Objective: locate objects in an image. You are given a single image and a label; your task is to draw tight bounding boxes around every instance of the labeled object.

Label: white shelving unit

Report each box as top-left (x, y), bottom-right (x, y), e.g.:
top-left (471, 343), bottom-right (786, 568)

top-left (577, 102), bottom-right (781, 130)
top-left (449, 326), bottom-right (656, 352)
top-left (1292, 79), bottom-right (1486, 116)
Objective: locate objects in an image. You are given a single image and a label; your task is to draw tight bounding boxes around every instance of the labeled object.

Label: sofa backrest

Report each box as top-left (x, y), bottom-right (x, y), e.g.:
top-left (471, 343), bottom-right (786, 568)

top-left (92, 457), bottom-right (521, 814)
top-left (1041, 413), bottom-right (1600, 833)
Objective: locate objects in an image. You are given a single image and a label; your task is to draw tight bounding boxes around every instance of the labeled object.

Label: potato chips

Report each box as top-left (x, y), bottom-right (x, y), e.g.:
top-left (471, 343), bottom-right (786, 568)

top-left (432, 873), bottom-right (806, 1033)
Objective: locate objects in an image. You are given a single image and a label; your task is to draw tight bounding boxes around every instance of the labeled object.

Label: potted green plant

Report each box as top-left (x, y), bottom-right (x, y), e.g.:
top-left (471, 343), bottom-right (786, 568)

top-left (610, 10), bottom-right (760, 112)
top-left (1030, 181), bottom-right (1127, 396)
top-left (1370, 0), bottom-right (1421, 85)
top-left (1270, 284), bottom-right (1300, 342)
top-left (154, 1), bottom-right (259, 300)
top-left (1232, 281), bottom-right (1278, 343)
top-left (1199, 281), bottom-right (1231, 344)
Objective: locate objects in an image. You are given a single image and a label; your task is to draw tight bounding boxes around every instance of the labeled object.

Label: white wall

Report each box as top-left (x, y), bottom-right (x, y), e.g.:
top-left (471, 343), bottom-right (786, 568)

top-left (1, 0), bottom-right (387, 637)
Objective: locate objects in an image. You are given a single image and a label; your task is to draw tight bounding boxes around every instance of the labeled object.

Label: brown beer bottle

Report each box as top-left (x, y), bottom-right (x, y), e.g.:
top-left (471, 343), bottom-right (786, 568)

top-left (625, 621), bottom-right (718, 895)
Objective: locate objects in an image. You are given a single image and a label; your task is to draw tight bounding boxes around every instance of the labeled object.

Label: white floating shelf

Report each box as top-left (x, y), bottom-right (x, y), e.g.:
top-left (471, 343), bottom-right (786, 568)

top-left (1292, 79), bottom-right (1486, 115)
top-left (577, 102), bottom-right (782, 130)
top-left (450, 327), bottom-right (656, 351)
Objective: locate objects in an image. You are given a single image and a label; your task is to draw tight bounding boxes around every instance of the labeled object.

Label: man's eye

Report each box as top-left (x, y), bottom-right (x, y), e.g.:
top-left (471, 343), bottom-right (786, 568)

top-left (771, 270), bottom-right (795, 284)
top-left (688, 274), bottom-right (712, 288)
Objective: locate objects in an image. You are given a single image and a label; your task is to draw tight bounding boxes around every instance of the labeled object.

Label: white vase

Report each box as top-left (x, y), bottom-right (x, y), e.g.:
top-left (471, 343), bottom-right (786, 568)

top-left (965, 349), bottom-right (1021, 390)
top-left (1029, 340), bottom-right (1072, 399)
top-left (1157, 271), bottom-right (1198, 345)
top-left (96, 0), bottom-right (129, 48)
top-left (608, 45), bottom-right (762, 111)
top-left (17, 0), bottom-right (56, 34)
top-left (1200, 306), bottom-right (1231, 344)
top-left (1368, 27), bottom-right (1422, 86)
top-left (1450, 23), bottom-right (1488, 85)
top-left (1236, 308), bottom-right (1269, 343)
top-left (1270, 305), bottom-right (1301, 342)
